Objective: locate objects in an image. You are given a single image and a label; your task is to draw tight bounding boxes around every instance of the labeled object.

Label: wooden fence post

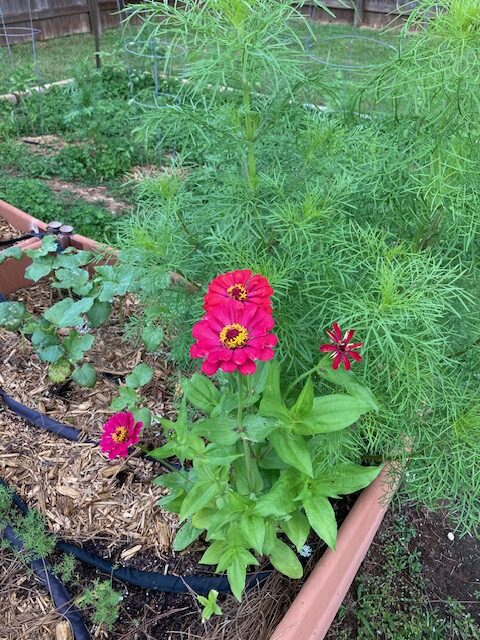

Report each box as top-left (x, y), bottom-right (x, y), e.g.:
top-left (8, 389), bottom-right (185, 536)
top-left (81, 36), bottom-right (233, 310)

top-left (88, 0), bottom-right (102, 69)
top-left (354, 0), bottom-right (365, 26)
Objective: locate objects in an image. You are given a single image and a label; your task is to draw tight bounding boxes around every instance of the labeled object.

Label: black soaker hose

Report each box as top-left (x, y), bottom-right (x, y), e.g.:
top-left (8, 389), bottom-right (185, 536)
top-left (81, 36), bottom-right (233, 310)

top-left (0, 478), bottom-right (271, 595)
top-left (2, 523), bottom-right (90, 640)
top-left (0, 232), bottom-right (34, 247)
top-left (0, 388), bottom-right (93, 443)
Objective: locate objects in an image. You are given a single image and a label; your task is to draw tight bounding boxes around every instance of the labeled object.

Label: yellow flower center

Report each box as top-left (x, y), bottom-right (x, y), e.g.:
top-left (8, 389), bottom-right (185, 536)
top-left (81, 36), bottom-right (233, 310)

top-left (112, 426), bottom-right (129, 443)
top-left (227, 283), bottom-right (248, 301)
top-left (219, 323), bottom-right (249, 349)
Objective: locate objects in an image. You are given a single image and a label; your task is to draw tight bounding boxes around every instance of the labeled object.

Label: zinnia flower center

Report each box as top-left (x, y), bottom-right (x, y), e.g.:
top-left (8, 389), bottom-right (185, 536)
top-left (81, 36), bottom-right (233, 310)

top-left (112, 426), bottom-right (129, 443)
top-left (219, 323), bottom-right (249, 349)
top-left (227, 283), bottom-right (248, 301)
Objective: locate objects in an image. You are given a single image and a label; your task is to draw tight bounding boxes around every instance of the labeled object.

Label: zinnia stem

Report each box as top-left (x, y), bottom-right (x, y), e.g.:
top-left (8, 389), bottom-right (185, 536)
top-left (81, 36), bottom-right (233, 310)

top-left (237, 372), bottom-right (255, 493)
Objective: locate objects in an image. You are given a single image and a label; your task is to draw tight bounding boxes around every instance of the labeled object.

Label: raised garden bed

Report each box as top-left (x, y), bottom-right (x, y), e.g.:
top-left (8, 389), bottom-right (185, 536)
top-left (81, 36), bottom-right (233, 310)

top-left (0, 201), bottom-right (397, 640)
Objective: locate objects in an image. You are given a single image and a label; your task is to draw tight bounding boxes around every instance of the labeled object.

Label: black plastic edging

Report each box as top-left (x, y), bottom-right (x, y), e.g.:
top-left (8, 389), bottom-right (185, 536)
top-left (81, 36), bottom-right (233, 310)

top-left (0, 477), bottom-right (271, 596)
top-left (2, 523), bottom-right (90, 640)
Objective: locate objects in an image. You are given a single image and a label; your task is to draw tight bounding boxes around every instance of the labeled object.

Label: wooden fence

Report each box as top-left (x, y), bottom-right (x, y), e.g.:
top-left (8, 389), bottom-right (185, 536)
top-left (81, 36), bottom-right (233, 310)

top-left (0, 0), bottom-right (132, 41)
top-left (0, 1), bottom-right (417, 42)
top-left (305, 1), bottom-right (418, 28)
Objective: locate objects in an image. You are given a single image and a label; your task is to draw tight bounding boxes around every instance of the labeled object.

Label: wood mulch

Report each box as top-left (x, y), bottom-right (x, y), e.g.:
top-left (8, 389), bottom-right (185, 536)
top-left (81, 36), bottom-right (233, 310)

top-left (0, 412), bottom-right (175, 559)
top-left (0, 551), bottom-right (64, 640)
top-left (0, 219), bottom-right (23, 242)
top-left (0, 278), bottom-right (181, 562)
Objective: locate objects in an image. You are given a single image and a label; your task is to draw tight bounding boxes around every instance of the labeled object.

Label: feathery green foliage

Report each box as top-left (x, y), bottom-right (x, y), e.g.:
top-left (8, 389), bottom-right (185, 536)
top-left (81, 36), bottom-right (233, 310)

top-left (119, 1), bottom-right (480, 533)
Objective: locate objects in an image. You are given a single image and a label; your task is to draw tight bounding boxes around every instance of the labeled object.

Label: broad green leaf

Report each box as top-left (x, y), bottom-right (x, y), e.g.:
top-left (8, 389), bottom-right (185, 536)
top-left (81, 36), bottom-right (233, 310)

top-left (314, 463), bottom-right (383, 497)
top-left (240, 513), bottom-right (265, 553)
top-left (185, 373), bottom-right (221, 415)
top-left (53, 249), bottom-right (93, 269)
top-left (243, 414), bottom-right (276, 442)
top-left (192, 417), bottom-right (240, 445)
top-left (301, 395), bottom-right (371, 434)
top-left (232, 454), bottom-right (264, 495)
top-left (280, 510), bottom-right (311, 551)
top-left (268, 538), bottom-right (303, 579)
top-left (25, 256), bottom-right (55, 282)
top-left (109, 386), bottom-right (138, 411)
top-left (62, 331), bottom-right (94, 363)
top-left (0, 301), bottom-right (26, 330)
top-left (37, 344), bottom-right (65, 363)
top-left (0, 246), bottom-right (22, 264)
top-left (269, 429), bottom-right (313, 477)
top-left (44, 297), bottom-right (94, 328)
top-left (31, 328), bottom-right (57, 349)
top-left (259, 361), bottom-right (290, 422)
top-left (303, 494), bottom-right (337, 549)
top-left (87, 300), bottom-right (112, 328)
top-left (172, 521), bottom-right (203, 551)
top-left (319, 366), bottom-right (379, 412)
top-left (148, 441), bottom-right (178, 460)
top-left (71, 363), bottom-right (97, 388)
top-left (132, 407), bottom-right (152, 428)
top-left (199, 540), bottom-right (229, 565)
top-left (248, 360), bottom-right (269, 394)
top-left (290, 376), bottom-right (314, 419)
top-left (125, 363), bottom-right (153, 389)
top-left (51, 267), bottom-right (91, 294)
top-left (142, 324), bottom-right (164, 352)
top-left (258, 447), bottom-right (289, 470)
top-left (201, 443), bottom-right (244, 466)
top-left (227, 557), bottom-right (247, 602)
top-left (95, 264), bottom-right (132, 302)
top-left (180, 480), bottom-right (219, 520)
top-left (27, 234), bottom-right (57, 257)
top-left (253, 470), bottom-right (299, 518)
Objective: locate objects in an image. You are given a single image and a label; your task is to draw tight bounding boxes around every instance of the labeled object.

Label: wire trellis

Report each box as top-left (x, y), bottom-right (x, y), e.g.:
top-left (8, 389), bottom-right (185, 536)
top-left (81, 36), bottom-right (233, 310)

top-left (0, 0), bottom-right (46, 135)
top-left (306, 34), bottom-right (399, 116)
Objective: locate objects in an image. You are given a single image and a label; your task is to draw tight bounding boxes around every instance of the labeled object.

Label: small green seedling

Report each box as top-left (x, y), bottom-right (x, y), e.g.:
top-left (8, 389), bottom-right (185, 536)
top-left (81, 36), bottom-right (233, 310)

top-left (197, 589), bottom-right (223, 623)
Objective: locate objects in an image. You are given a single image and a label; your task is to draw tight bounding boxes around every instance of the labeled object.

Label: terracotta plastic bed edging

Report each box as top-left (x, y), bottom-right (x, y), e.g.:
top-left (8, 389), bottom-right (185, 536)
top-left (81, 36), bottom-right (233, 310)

top-left (1, 202), bottom-right (400, 639)
top-left (269, 464), bottom-right (397, 640)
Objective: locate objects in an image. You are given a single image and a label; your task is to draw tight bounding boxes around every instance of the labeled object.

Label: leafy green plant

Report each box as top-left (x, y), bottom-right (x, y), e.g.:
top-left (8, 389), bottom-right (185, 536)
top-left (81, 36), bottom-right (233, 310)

top-left (0, 174), bottom-right (119, 243)
top-left (77, 579), bottom-right (122, 629)
top-left (150, 359), bottom-right (381, 601)
top-left (13, 510), bottom-right (56, 561)
top-left (0, 235), bottom-right (133, 386)
top-left (53, 554), bottom-right (77, 585)
top-left (197, 589), bottom-right (223, 623)
top-left (109, 362), bottom-right (154, 427)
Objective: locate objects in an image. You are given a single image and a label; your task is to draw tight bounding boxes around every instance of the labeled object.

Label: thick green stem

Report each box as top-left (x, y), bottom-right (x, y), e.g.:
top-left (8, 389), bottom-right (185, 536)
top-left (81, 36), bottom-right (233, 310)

top-left (237, 372), bottom-right (255, 493)
top-left (242, 81), bottom-right (257, 190)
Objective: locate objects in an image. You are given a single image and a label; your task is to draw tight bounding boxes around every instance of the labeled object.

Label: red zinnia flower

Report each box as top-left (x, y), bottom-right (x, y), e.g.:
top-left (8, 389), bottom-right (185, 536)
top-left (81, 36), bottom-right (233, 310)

top-left (100, 412), bottom-right (143, 460)
top-left (319, 322), bottom-right (363, 371)
top-left (204, 269), bottom-right (273, 313)
top-left (190, 302), bottom-right (277, 375)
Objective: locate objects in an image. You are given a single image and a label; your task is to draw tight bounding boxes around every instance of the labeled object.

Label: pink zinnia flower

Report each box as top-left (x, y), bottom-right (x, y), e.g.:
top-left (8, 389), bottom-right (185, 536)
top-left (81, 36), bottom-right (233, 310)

top-left (100, 412), bottom-right (143, 460)
top-left (190, 302), bottom-right (277, 375)
top-left (204, 270), bottom-right (273, 313)
top-left (319, 322), bottom-right (363, 371)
